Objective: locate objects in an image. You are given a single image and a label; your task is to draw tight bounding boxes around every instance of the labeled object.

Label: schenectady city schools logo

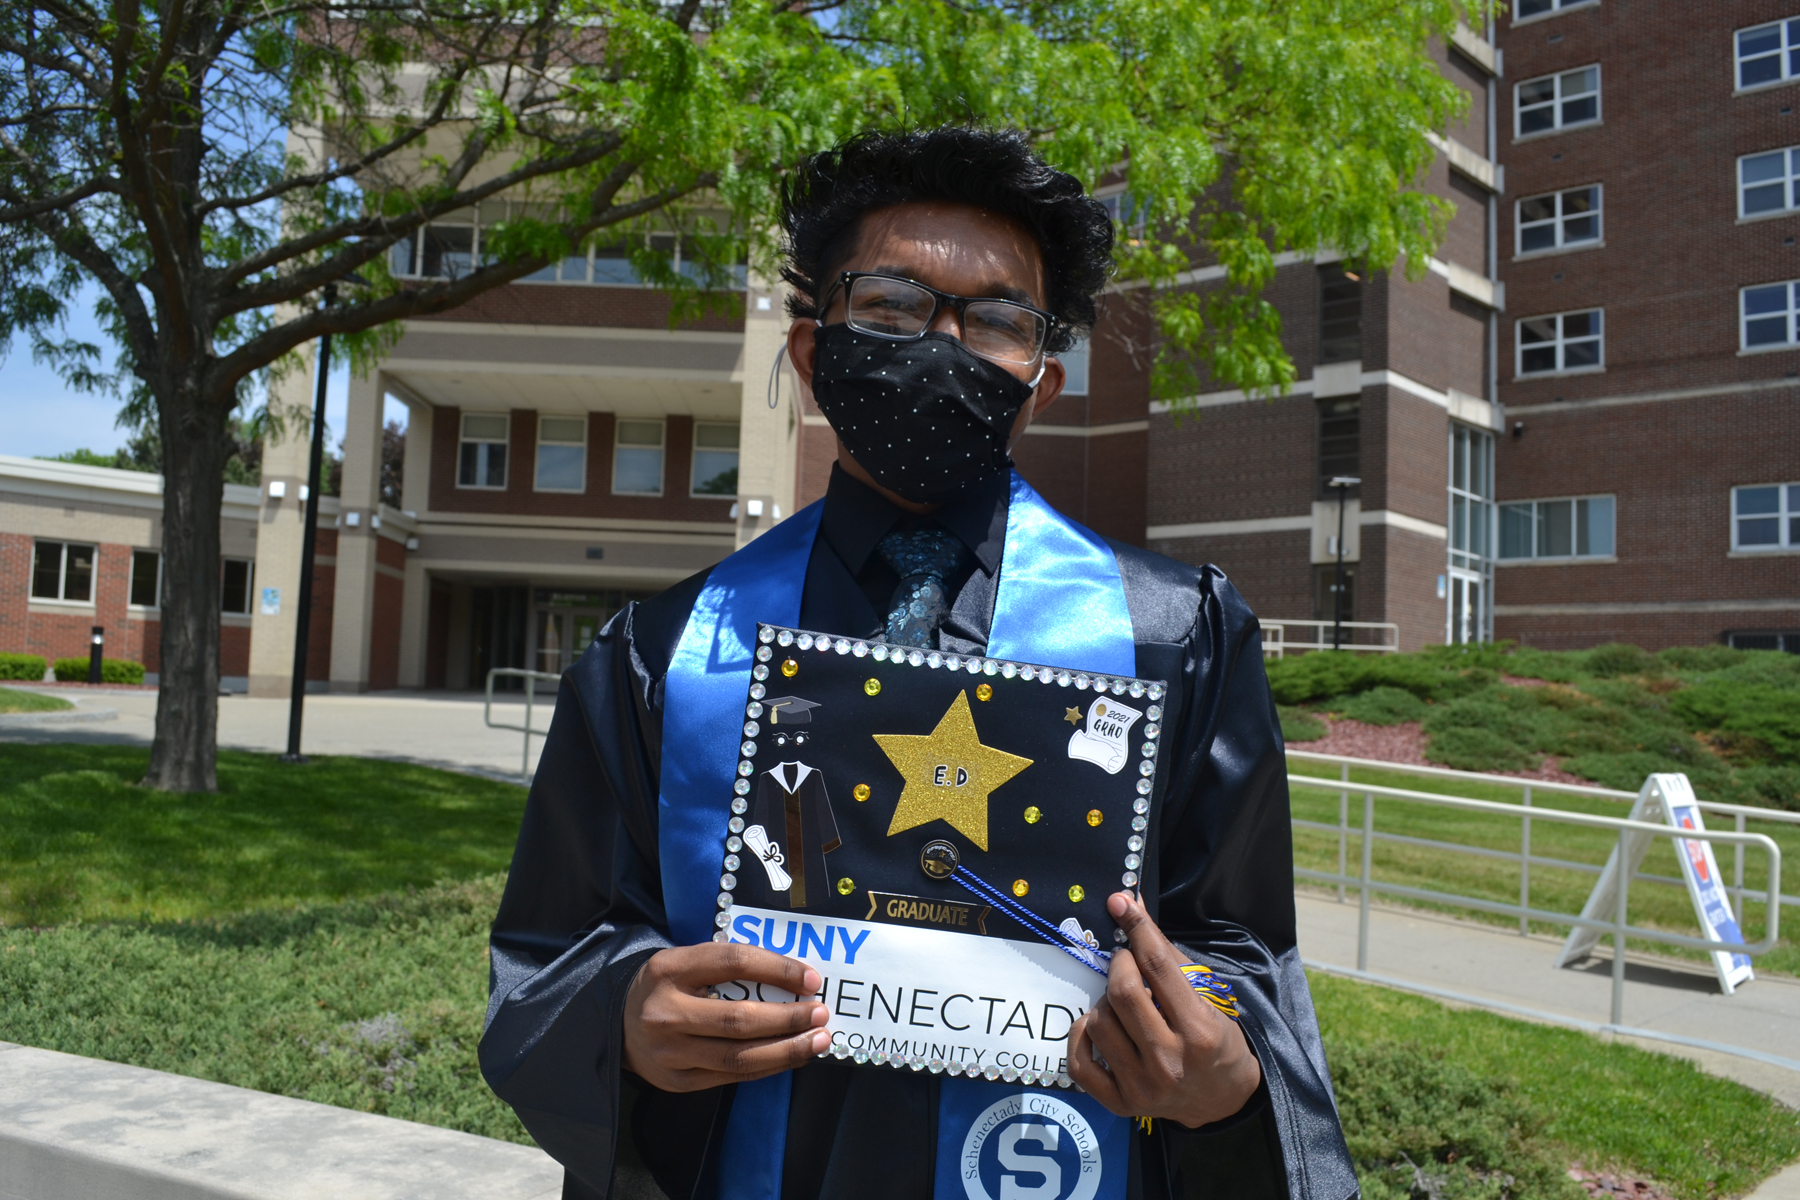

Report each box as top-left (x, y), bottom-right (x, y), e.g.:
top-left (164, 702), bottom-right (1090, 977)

top-left (960, 1093), bottom-right (1102, 1200)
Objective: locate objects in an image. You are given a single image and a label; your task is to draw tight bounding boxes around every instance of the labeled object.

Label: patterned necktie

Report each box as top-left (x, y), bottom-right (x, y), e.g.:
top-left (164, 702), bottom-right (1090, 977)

top-left (877, 527), bottom-right (971, 648)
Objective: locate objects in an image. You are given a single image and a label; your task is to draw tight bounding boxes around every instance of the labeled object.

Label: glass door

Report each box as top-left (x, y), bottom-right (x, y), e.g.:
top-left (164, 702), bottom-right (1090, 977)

top-left (1448, 570), bottom-right (1484, 645)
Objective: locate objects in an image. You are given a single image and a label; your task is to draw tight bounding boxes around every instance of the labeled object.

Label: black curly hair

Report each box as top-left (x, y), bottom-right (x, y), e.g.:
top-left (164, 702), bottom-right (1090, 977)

top-left (780, 127), bottom-right (1114, 354)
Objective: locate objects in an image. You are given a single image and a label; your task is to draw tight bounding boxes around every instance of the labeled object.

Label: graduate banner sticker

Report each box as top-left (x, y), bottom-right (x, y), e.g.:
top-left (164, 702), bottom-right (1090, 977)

top-left (717, 625), bottom-right (1169, 1084)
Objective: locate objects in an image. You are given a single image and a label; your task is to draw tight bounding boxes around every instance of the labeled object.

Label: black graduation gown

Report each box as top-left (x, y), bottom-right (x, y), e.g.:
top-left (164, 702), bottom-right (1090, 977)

top-left (478, 481), bottom-right (1356, 1200)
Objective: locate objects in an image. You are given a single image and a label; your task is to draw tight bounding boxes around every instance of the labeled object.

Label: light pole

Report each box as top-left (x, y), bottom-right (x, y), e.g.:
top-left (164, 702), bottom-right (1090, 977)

top-left (1328, 475), bottom-right (1361, 651)
top-left (282, 280), bottom-right (347, 763)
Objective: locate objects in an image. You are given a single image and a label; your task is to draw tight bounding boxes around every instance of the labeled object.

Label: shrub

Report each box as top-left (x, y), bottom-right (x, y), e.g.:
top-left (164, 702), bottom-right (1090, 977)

top-left (1672, 682), bottom-right (1800, 762)
top-left (1336, 686), bottom-right (1429, 726)
top-left (1422, 690), bottom-right (1547, 772)
top-left (1659, 644), bottom-right (1746, 673)
top-left (1329, 1037), bottom-right (1585, 1200)
top-left (1279, 706), bottom-right (1328, 743)
top-left (51, 657), bottom-right (146, 685)
top-left (1584, 643), bottom-right (1655, 679)
top-left (0, 654), bottom-right (46, 682)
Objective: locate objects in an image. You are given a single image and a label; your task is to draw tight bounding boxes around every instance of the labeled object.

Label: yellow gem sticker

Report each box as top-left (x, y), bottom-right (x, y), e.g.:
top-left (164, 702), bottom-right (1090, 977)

top-left (1012, 879), bottom-right (1029, 898)
top-left (1023, 806), bottom-right (1042, 824)
top-left (854, 783), bottom-right (871, 802)
top-left (1086, 809), bottom-right (1104, 827)
top-left (781, 658), bottom-right (799, 677)
top-left (837, 877), bottom-right (855, 895)
top-left (864, 677), bottom-right (881, 696)
top-left (975, 683), bottom-right (993, 701)
top-left (1068, 885), bottom-right (1086, 903)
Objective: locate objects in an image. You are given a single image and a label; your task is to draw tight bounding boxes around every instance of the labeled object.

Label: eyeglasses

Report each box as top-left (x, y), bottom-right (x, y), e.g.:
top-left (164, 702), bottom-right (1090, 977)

top-left (819, 272), bottom-right (1057, 366)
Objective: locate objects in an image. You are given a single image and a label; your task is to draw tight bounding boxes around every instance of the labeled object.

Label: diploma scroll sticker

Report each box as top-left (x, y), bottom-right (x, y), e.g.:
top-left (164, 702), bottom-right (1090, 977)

top-left (741, 825), bottom-right (793, 892)
top-left (1065, 697), bottom-right (1141, 775)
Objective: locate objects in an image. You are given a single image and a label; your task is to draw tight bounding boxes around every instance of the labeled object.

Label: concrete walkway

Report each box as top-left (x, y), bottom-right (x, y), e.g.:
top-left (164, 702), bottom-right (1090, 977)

top-left (0, 686), bottom-right (550, 781)
top-left (1297, 891), bottom-right (1800, 1106)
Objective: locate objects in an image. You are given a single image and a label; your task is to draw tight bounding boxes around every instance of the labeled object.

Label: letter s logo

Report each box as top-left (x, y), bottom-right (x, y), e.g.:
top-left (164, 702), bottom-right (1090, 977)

top-left (997, 1124), bottom-right (1060, 1200)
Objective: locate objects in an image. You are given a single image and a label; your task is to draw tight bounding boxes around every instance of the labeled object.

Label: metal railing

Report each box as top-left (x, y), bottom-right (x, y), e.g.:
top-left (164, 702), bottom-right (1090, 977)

top-left (1289, 750), bottom-right (1800, 924)
top-left (1284, 756), bottom-right (1783, 1026)
top-left (484, 667), bottom-right (562, 780)
top-left (1261, 620), bottom-right (1400, 658)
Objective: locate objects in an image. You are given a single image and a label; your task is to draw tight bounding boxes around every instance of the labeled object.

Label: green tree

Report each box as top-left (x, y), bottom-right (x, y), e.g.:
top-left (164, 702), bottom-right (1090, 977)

top-left (0, 0), bottom-right (1473, 791)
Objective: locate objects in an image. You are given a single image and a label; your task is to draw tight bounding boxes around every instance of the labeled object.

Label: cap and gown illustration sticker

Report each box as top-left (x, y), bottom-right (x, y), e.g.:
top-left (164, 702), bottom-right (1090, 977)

top-left (1065, 696), bottom-right (1141, 775)
top-left (749, 760), bottom-right (840, 908)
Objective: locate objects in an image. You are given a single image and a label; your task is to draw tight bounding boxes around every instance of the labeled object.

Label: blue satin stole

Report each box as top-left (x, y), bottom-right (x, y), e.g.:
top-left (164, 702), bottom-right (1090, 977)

top-left (659, 471), bottom-right (1136, 1200)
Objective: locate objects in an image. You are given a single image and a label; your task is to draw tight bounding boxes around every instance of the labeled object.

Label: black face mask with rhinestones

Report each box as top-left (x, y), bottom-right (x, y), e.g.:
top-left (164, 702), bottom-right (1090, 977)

top-left (810, 324), bottom-right (1037, 505)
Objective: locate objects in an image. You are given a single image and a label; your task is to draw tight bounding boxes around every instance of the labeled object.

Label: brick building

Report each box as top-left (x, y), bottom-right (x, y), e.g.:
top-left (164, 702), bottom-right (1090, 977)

top-left (5, 14), bottom-right (1793, 687)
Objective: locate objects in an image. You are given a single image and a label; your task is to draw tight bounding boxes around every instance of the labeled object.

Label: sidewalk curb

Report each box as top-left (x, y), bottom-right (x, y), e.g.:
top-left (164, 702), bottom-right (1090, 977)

top-left (0, 708), bottom-right (118, 727)
top-left (0, 1042), bottom-right (562, 1200)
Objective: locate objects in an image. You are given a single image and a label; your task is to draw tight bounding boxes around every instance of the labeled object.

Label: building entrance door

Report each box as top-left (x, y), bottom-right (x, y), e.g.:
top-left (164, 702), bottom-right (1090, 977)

top-left (1448, 570), bottom-right (1484, 645)
top-left (535, 605), bottom-right (605, 679)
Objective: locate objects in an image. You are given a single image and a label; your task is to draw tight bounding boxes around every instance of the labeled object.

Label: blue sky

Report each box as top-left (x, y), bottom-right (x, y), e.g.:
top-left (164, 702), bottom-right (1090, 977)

top-left (0, 282), bottom-right (395, 463)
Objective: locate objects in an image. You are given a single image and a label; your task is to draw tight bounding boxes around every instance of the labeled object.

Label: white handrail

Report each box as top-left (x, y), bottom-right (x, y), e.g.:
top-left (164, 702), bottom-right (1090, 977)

top-left (1289, 748), bottom-right (1800, 921)
top-left (484, 667), bottom-right (562, 780)
top-left (1261, 620), bottom-right (1400, 657)
top-left (1285, 769), bottom-right (1782, 1026)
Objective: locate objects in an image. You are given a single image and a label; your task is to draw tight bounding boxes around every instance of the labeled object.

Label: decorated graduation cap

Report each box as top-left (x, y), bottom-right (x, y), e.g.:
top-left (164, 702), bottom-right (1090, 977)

top-left (714, 626), bottom-right (1185, 1088)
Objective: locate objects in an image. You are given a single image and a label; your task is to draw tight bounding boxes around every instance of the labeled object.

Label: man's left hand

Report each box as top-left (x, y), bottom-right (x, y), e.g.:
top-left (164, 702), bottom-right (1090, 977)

top-left (1066, 892), bottom-right (1262, 1128)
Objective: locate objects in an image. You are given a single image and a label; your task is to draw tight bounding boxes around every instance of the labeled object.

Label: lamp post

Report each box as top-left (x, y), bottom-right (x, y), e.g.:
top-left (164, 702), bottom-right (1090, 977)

top-left (281, 281), bottom-right (343, 763)
top-left (1328, 475), bottom-right (1361, 651)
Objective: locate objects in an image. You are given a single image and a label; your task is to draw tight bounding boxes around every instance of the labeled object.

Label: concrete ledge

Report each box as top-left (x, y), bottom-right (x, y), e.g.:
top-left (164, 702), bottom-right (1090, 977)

top-left (0, 708), bottom-right (118, 727)
top-left (0, 1042), bottom-right (562, 1200)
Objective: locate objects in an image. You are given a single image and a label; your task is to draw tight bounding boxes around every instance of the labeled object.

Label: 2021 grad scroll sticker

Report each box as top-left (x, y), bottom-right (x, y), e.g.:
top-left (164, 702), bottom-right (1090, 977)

top-left (714, 626), bottom-right (1167, 1088)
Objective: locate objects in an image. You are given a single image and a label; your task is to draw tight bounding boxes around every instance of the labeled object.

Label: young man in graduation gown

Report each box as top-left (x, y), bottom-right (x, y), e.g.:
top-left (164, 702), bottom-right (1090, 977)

top-left (480, 127), bottom-right (1356, 1200)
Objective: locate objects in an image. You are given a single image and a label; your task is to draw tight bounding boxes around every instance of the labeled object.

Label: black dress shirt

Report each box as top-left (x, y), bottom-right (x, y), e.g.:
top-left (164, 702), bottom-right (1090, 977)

top-left (478, 466), bottom-right (1355, 1200)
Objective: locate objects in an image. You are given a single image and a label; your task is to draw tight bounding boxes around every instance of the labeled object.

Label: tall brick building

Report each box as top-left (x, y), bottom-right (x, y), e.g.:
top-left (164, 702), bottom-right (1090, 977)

top-left (6, 14), bottom-right (1794, 687)
top-left (1132, 7), bottom-right (1799, 652)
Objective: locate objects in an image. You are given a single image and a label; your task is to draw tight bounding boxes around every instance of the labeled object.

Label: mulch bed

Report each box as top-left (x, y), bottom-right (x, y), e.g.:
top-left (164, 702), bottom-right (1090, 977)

top-left (1301, 717), bottom-right (1592, 787)
top-left (1568, 1165), bottom-right (1675, 1199)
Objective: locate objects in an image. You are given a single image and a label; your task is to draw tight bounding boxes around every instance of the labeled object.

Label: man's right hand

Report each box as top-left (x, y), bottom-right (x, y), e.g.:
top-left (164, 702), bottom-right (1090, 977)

top-left (623, 943), bottom-right (831, 1092)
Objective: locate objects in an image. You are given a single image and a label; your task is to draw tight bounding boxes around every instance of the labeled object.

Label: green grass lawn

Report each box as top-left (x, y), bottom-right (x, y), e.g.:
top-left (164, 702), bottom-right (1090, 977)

top-left (0, 687), bottom-right (72, 714)
top-left (1, 743), bottom-right (1798, 1196)
top-left (1314, 974), bottom-right (1800, 1198)
top-left (0, 744), bottom-right (528, 926)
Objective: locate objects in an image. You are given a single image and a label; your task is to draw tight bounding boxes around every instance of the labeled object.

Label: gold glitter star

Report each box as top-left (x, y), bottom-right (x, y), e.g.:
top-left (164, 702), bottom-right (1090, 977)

top-left (1064, 706), bottom-right (1083, 725)
top-left (874, 691), bottom-right (1033, 852)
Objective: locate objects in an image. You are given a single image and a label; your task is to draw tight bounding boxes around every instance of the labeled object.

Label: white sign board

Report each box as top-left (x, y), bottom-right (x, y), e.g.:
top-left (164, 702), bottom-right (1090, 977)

top-left (722, 904), bottom-right (1104, 1081)
top-left (1556, 773), bottom-right (1753, 994)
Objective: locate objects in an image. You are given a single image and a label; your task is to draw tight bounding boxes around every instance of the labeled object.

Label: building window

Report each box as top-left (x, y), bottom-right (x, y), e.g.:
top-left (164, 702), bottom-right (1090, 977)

top-left (129, 550), bottom-right (161, 608)
top-left (535, 415), bottom-right (588, 492)
top-left (221, 558), bottom-right (254, 614)
top-left (1517, 186), bottom-right (1602, 253)
top-left (1498, 496), bottom-right (1616, 559)
top-left (31, 540), bottom-right (95, 602)
top-left (691, 423), bottom-right (741, 497)
top-left (1741, 281), bottom-right (1800, 348)
top-left (1058, 338), bottom-right (1091, 396)
top-left (1516, 0), bottom-right (1597, 19)
top-left (1517, 309), bottom-right (1603, 376)
top-left (391, 210), bottom-right (478, 280)
top-left (1316, 398), bottom-right (1360, 500)
top-left (1740, 148), bottom-right (1800, 218)
top-left (1727, 630), bottom-right (1800, 652)
top-left (458, 413), bottom-right (510, 489)
top-left (613, 420), bottom-right (665, 495)
top-left (1317, 264), bottom-right (1363, 363)
top-left (1738, 19), bottom-right (1800, 90)
top-left (1732, 483), bottom-right (1800, 550)
top-left (1516, 66), bottom-right (1600, 137)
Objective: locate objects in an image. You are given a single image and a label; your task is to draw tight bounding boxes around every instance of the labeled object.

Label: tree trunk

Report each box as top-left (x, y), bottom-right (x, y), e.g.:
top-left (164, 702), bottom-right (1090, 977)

top-left (142, 383), bottom-right (231, 793)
